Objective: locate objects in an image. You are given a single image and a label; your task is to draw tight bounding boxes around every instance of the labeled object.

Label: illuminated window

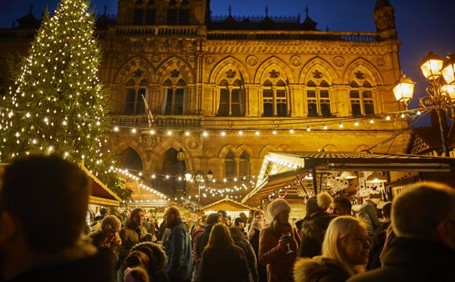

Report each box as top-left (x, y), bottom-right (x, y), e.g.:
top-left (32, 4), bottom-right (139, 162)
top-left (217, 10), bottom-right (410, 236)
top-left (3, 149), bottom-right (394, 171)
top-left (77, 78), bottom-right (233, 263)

top-left (306, 80), bottom-right (331, 117)
top-left (225, 151), bottom-right (236, 178)
top-left (164, 79), bottom-right (185, 115)
top-left (239, 152), bottom-right (250, 178)
top-left (350, 81), bottom-right (374, 116)
top-left (218, 79), bottom-right (245, 117)
top-left (125, 79), bottom-right (146, 115)
top-left (262, 79), bottom-right (288, 117)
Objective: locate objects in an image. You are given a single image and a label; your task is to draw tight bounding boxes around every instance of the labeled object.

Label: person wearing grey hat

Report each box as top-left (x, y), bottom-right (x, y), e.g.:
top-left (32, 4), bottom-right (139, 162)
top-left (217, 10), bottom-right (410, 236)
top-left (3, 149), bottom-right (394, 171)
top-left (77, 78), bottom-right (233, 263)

top-left (259, 198), bottom-right (300, 282)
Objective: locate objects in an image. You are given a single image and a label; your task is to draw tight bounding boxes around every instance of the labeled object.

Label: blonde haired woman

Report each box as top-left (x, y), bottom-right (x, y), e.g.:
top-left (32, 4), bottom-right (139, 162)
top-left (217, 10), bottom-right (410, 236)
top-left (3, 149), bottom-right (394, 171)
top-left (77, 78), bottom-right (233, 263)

top-left (294, 216), bottom-right (370, 281)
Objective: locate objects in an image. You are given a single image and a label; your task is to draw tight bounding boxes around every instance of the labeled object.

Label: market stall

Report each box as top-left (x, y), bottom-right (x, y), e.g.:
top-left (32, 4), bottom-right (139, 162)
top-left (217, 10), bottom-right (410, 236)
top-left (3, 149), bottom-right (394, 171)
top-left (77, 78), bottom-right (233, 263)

top-left (242, 151), bottom-right (455, 208)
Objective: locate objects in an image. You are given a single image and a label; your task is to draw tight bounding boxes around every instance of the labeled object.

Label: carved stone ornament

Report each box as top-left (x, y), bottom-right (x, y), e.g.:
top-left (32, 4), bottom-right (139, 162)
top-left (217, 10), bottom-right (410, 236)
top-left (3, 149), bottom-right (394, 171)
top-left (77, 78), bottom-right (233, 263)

top-left (246, 55), bottom-right (258, 66)
top-left (225, 69), bottom-right (236, 78)
top-left (188, 55), bottom-right (195, 63)
top-left (355, 70), bottom-right (366, 80)
top-left (290, 55), bottom-right (301, 66)
top-left (377, 58), bottom-right (385, 66)
top-left (312, 69), bottom-right (323, 79)
top-left (133, 69), bottom-right (143, 78)
top-left (206, 56), bottom-right (214, 64)
top-left (269, 69), bottom-right (280, 79)
top-left (152, 55), bottom-right (161, 62)
top-left (333, 56), bottom-right (345, 67)
top-left (170, 69), bottom-right (180, 78)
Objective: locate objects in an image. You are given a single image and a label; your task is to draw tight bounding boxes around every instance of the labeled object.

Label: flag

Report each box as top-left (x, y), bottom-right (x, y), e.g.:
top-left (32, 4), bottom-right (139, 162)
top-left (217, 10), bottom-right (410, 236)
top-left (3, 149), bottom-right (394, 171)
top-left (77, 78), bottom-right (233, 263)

top-left (141, 94), bottom-right (154, 127)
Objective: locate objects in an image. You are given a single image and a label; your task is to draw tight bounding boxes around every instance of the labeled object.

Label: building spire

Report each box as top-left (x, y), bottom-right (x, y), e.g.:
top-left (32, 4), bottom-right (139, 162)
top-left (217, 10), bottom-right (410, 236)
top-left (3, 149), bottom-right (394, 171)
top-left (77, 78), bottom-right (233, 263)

top-left (373, 0), bottom-right (397, 40)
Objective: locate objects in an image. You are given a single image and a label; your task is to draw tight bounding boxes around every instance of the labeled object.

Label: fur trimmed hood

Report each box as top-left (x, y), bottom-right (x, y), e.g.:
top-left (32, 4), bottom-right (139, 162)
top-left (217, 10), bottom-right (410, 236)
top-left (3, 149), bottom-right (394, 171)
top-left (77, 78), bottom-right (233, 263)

top-left (293, 257), bottom-right (349, 282)
top-left (131, 242), bottom-right (168, 275)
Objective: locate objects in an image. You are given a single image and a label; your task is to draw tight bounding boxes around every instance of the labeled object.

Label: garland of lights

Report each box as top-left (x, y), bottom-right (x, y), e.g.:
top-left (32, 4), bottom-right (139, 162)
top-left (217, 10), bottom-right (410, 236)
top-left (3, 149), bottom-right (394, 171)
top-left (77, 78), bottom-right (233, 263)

top-left (116, 167), bottom-right (255, 202)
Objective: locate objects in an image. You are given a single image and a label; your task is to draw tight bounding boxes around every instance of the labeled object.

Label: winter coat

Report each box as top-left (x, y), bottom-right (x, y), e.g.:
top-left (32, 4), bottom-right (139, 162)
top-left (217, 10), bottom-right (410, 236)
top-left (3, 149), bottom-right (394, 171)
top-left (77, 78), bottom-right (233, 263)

top-left (259, 226), bottom-right (300, 282)
top-left (130, 242), bottom-right (169, 282)
top-left (197, 224), bottom-right (214, 259)
top-left (119, 219), bottom-right (149, 262)
top-left (198, 246), bottom-right (250, 282)
top-left (164, 219), bottom-right (193, 281)
top-left (347, 238), bottom-right (455, 282)
top-left (90, 230), bottom-right (121, 270)
top-left (294, 257), bottom-right (350, 282)
top-left (298, 211), bottom-right (334, 258)
top-left (357, 200), bottom-right (381, 245)
top-left (192, 226), bottom-right (205, 262)
top-left (233, 236), bottom-right (259, 282)
top-left (249, 228), bottom-right (267, 282)
top-left (3, 243), bottom-right (115, 282)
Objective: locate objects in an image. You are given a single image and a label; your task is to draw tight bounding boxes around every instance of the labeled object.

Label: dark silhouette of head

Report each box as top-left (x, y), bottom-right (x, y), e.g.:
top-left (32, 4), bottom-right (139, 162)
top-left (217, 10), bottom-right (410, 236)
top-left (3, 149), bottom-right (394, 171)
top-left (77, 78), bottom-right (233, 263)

top-left (0, 154), bottom-right (89, 253)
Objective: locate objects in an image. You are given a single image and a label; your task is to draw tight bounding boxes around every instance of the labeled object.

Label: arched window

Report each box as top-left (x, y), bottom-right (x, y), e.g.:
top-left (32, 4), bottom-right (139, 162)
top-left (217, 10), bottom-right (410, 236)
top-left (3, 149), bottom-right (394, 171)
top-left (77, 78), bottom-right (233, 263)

top-left (225, 151), bottom-right (236, 178)
top-left (125, 78), bottom-right (146, 115)
top-left (155, 148), bottom-right (187, 195)
top-left (239, 152), bottom-right (250, 178)
top-left (218, 79), bottom-right (245, 117)
top-left (119, 147), bottom-right (143, 172)
top-left (164, 78), bottom-right (185, 115)
top-left (350, 80), bottom-right (374, 116)
top-left (262, 79), bottom-right (288, 117)
top-left (306, 80), bottom-right (331, 117)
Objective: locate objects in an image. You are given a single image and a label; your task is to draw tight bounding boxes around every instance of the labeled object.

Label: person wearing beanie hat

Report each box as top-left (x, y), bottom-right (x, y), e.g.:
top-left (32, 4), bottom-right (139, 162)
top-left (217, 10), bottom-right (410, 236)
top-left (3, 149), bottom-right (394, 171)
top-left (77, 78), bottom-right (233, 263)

top-left (259, 198), bottom-right (300, 282)
top-left (266, 198), bottom-right (291, 220)
top-left (298, 192), bottom-right (335, 258)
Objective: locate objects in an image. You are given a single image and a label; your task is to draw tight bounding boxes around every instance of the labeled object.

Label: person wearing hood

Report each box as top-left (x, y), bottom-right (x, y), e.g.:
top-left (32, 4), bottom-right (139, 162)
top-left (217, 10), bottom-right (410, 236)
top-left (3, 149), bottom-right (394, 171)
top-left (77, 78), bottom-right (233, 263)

top-left (294, 216), bottom-right (370, 282)
top-left (297, 192), bottom-right (335, 258)
top-left (163, 206), bottom-right (193, 282)
top-left (259, 198), bottom-right (300, 282)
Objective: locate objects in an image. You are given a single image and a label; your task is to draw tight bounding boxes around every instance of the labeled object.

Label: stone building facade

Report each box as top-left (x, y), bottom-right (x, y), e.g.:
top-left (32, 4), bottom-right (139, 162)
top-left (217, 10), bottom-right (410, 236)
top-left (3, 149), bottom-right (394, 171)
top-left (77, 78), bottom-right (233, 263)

top-left (0, 0), bottom-right (409, 205)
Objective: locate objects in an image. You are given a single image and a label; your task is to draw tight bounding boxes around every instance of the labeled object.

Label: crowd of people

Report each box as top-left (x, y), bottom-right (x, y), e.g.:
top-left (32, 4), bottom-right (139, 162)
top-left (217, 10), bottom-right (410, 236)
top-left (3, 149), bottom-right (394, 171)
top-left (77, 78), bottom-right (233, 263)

top-left (0, 154), bottom-right (454, 282)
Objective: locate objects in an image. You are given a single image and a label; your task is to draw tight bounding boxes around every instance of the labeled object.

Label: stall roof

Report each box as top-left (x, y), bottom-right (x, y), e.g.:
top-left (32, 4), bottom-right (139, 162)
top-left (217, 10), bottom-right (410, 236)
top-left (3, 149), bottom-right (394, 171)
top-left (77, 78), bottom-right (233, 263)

top-left (0, 162), bottom-right (122, 207)
top-left (79, 165), bottom-right (122, 207)
top-left (203, 196), bottom-right (253, 211)
top-left (242, 151), bottom-right (455, 205)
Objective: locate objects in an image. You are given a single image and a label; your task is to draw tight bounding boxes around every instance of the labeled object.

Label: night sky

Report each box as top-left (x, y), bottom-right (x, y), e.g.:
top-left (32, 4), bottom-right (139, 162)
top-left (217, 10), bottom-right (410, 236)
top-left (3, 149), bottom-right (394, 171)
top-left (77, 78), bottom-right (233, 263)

top-left (1, 0), bottom-right (455, 110)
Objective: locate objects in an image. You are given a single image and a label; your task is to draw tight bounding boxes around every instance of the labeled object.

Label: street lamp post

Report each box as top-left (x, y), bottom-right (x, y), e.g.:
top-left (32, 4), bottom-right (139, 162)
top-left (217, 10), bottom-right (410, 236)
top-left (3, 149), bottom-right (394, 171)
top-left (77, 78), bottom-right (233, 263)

top-left (177, 148), bottom-right (185, 195)
top-left (393, 52), bottom-right (455, 156)
top-left (184, 170), bottom-right (213, 204)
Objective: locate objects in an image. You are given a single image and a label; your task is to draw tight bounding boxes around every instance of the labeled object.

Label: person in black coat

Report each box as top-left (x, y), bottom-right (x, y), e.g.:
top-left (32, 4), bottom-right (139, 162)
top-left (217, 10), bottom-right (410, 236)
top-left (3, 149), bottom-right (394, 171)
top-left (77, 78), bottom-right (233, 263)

top-left (348, 182), bottom-right (455, 282)
top-left (298, 192), bottom-right (335, 258)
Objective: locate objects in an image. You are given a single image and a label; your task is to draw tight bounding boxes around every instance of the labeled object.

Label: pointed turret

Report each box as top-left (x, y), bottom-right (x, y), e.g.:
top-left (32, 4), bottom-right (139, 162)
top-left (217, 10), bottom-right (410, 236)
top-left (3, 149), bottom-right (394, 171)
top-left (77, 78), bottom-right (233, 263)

top-left (301, 6), bottom-right (317, 31)
top-left (16, 4), bottom-right (40, 29)
top-left (374, 0), bottom-right (397, 40)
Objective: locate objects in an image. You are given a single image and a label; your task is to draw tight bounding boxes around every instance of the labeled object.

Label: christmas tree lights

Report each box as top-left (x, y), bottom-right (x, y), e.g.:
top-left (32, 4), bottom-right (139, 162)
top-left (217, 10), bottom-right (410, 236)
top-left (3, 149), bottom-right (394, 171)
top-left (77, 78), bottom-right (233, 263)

top-left (0, 0), bottom-right (124, 197)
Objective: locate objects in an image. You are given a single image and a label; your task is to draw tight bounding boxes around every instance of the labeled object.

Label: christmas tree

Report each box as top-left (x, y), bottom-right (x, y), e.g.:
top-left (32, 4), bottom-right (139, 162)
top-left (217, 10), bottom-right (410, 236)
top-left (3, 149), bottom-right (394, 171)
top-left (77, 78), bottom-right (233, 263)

top-left (0, 0), bottom-right (125, 197)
